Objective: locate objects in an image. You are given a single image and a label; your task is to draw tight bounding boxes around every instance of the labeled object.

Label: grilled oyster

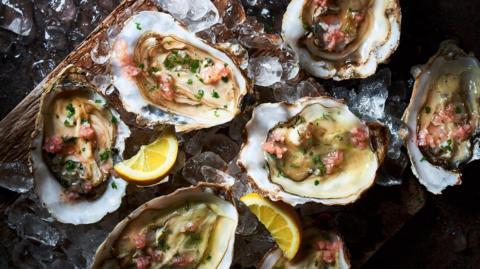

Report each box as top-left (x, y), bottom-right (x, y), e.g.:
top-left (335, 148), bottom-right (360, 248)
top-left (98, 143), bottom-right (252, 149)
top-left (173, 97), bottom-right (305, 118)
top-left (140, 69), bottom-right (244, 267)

top-left (92, 184), bottom-right (238, 269)
top-left (403, 41), bottom-right (480, 194)
top-left (282, 0), bottom-right (401, 80)
top-left (238, 97), bottom-right (386, 206)
top-left (259, 229), bottom-right (350, 269)
top-left (31, 65), bottom-right (130, 224)
top-left (111, 11), bottom-right (249, 132)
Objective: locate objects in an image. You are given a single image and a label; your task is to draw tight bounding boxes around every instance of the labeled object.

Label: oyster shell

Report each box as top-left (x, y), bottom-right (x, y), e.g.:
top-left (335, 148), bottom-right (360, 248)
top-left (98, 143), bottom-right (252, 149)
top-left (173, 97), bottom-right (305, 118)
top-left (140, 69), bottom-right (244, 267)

top-left (111, 11), bottom-right (249, 132)
top-left (282, 0), bottom-right (401, 80)
top-left (238, 97), bottom-right (386, 206)
top-left (30, 65), bottom-right (131, 224)
top-left (258, 229), bottom-right (350, 269)
top-left (403, 41), bottom-right (480, 194)
top-left (92, 184), bottom-right (238, 269)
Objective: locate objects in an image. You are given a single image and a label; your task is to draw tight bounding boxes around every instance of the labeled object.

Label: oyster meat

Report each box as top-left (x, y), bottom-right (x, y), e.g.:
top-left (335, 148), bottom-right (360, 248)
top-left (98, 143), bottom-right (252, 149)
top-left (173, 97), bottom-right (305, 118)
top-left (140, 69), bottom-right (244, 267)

top-left (92, 184), bottom-right (238, 269)
top-left (111, 11), bottom-right (249, 132)
top-left (403, 41), bottom-right (480, 194)
top-left (238, 97), bottom-right (386, 206)
top-left (31, 66), bottom-right (130, 224)
top-left (282, 0), bottom-right (401, 80)
top-left (259, 229), bottom-right (350, 269)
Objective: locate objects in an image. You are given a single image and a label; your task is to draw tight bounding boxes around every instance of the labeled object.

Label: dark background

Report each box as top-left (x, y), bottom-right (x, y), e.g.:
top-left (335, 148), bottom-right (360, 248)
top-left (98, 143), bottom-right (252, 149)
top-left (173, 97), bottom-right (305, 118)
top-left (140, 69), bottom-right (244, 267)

top-left (1, 0), bottom-right (480, 268)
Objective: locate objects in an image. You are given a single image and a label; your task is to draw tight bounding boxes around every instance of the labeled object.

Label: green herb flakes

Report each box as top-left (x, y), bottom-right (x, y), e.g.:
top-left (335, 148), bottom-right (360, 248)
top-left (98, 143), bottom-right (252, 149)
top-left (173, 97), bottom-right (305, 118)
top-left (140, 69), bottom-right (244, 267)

top-left (66, 103), bottom-right (75, 117)
top-left (425, 106), bottom-right (431, 114)
top-left (99, 149), bottom-right (111, 162)
top-left (135, 22), bottom-right (142, 30)
top-left (212, 91), bottom-right (220, 98)
top-left (195, 89), bottom-right (205, 100)
top-left (111, 181), bottom-right (118, 189)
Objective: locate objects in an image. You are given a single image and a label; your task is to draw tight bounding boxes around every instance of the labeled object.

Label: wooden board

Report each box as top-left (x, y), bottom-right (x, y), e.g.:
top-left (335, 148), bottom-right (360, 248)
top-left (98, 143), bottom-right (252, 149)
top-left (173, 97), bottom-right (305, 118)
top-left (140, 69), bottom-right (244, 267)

top-left (0, 0), bottom-right (426, 268)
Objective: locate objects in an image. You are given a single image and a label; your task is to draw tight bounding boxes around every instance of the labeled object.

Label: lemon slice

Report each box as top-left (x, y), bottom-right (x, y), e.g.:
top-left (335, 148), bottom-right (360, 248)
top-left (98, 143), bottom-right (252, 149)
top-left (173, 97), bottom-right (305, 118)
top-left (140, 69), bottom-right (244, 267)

top-left (240, 192), bottom-right (302, 260)
top-left (114, 131), bottom-right (178, 185)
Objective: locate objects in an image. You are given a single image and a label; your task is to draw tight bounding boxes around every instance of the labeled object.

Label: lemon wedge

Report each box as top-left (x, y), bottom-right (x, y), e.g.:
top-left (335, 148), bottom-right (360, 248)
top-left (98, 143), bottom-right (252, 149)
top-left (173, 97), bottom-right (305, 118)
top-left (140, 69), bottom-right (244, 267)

top-left (240, 192), bottom-right (302, 260)
top-left (114, 131), bottom-right (178, 185)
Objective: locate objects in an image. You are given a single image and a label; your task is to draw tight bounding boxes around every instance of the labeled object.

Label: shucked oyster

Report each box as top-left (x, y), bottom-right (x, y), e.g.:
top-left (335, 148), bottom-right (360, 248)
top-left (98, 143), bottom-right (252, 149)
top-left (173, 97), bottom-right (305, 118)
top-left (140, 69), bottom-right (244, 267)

top-left (31, 65), bottom-right (130, 224)
top-left (283, 0), bottom-right (401, 80)
top-left (92, 184), bottom-right (238, 269)
top-left (111, 11), bottom-right (249, 132)
top-left (259, 229), bottom-right (350, 269)
top-left (403, 41), bottom-right (480, 194)
top-left (238, 97), bottom-right (386, 206)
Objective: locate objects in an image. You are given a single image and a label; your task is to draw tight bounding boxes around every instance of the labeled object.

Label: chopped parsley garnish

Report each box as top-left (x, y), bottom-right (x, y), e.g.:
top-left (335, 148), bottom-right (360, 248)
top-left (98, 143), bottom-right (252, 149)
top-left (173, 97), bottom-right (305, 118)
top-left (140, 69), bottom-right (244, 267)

top-left (65, 160), bottom-right (77, 172)
top-left (95, 99), bottom-right (102, 104)
top-left (420, 156), bottom-right (427, 162)
top-left (212, 91), bottom-right (220, 98)
top-left (221, 76), bottom-right (229, 82)
top-left (302, 21), bottom-right (311, 31)
top-left (314, 180), bottom-right (320, 186)
top-left (66, 103), bottom-right (75, 117)
top-left (195, 89), bottom-right (205, 99)
top-left (149, 66), bottom-right (160, 73)
top-left (203, 58), bottom-right (214, 67)
top-left (163, 50), bottom-right (200, 73)
top-left (158, 238), bottom-right (170, 251)
top-left (441, 139), bottom-right (453, 152)
top-left (111, 181), bottom-right (118, 189)
top-left (455, 106), bottom-right (462, 114)
top-left (187, 233), bottom-right (202, 245)
top-left (62, 136), bottom-right (77, 144)
top-left (135, 22), bottom-right (142, 30)
top-left (99, 149), bottom-right (111, 162)
top-left (187, 79), bottom-right (193, 85)
top-left (312, 155), bottom-right (326, 175)
top-left (111, 115), bottom-right (118, 124)
top-left (64, 119), bottom-right (74, 127)
top-left (425, 106), bottom-right (431, 113)
top-left (138, 63), bottom-right (145, 70)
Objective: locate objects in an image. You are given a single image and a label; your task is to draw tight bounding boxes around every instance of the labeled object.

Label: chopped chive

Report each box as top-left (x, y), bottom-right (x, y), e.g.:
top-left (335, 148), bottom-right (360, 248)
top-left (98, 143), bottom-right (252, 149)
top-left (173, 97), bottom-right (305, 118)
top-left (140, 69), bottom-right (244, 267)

top-left (111, 181), bottom-right (118, 189)
top-left (66, 103), bottom-right (75, 117)
top-left (195, 89), bottom-right (204, 99)
top-left (314, 180), bottom-right (320, 186)
top-left (99, 149), bottom-right (111, 162)
top-left (425, 106), bottom-right (431, 113)
top-left (187, 78), bottom-right (193, 85)
top-left (221, 76), bottom-right (229, 83)
top-left (420, 156), bottom-right (427, 162)
top-left (135, 22), bottom-right (142, 30)
top-left (111, 115), bottom-right (118, 124)
top-left (214, 110), bottom-right (220, 117)
top-left (138, 63), bottom-right (145, 70)
top-left (212, 91), bottom-right (220, 98)
top-left (455, 106), bottom-right (462, 114)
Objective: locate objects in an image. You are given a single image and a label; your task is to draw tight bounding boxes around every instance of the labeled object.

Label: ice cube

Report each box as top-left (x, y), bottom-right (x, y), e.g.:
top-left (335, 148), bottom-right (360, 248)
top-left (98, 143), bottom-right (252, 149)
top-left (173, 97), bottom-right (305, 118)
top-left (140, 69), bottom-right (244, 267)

top-left (0, 0), bottom-right (34, 36)
top-left (0, 162), bottom-right (33, 193)
top-left (156, 0), bottom-right (220, 33)
top-left (182, 152), bottom-right (227, 185)
top-left (248, 56), bottom-right (283, 87)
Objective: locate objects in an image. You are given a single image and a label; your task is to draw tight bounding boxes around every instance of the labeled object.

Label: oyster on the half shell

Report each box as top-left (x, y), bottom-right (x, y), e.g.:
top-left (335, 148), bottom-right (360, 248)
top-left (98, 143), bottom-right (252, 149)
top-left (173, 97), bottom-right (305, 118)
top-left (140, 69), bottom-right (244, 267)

top-left (403, 41), bottom-right (480, 194)
top-left (111, 11), bottom-right (249, 132)
top-left (238, 97), bottom-right (387, 206)
top-left (92, 184), bottom-right (238, 269)
top-left (259, 229), bottom-right (350, 269)
top-left (283, 0), bottom-right (401, 80)
top-left (30, 65), bottom-right (130, 224)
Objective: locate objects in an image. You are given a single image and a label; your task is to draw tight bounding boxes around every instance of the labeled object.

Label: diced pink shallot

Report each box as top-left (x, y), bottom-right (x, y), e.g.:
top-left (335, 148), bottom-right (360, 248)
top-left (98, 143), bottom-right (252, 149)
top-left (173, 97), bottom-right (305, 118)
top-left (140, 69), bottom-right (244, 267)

top-left (200, 62), bottom-right (230, 84)
top-left (100, 162), bottom-right (113, 174)
top-left (453, 123), bottom-right (473, 141)
top-left (432, 104), bottom-right (455, 126)
top-left (83, 181), bottom-right (93, 192)
top-left (322, 150), bottom-right (344, 175)
top-left (135, 256), bottom-right (151, 269)
top-left (323, 27), bottom-right (345, 52)
top-left (133, 233), bottom-right (146, 249)
top-left (171, 255), bottom-right (194, 266)
top-left (262, 141), bottom-right (288, 159)
top-left (79, 124), bottom-right (95, 140)
top-left (350, 127), bottom-right (369, 149)
top-left (43, 136), bottom-right (64, 153)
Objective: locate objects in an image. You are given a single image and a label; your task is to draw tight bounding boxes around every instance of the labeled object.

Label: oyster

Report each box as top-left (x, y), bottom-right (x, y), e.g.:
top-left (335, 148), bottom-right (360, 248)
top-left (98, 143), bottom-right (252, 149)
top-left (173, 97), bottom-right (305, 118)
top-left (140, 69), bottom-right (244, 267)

top-left (282, 0), bottom-right (401, 80)
top-left (403, 41), bottom-right (480, 194)
top-left (259, 229), bottom-right (350, 269)
top-left (238, 97), bottom-right (386, 206)
top-left (92, 184), bottom-right (238, 269)
top-left (31, 65), bottom-right (131, 224)
top-left (111, 11), bottom-right (249, 132)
